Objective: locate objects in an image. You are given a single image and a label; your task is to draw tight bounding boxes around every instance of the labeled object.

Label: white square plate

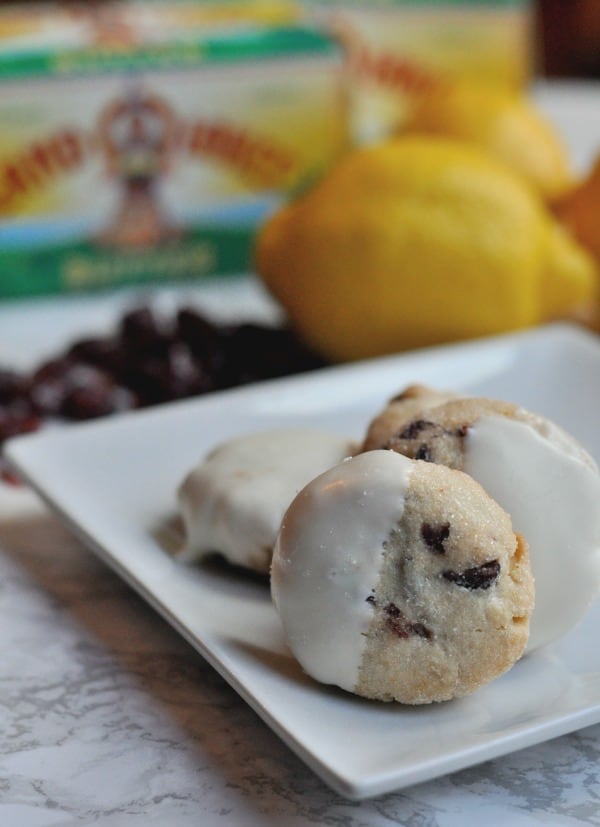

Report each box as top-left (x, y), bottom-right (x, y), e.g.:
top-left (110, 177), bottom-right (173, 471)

top-left (6, 323), bottom-right (600, 800)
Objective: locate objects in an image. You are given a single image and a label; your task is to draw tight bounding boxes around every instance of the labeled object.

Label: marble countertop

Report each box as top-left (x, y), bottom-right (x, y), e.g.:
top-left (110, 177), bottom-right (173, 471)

top-left (2, 484), bottom-right (600, 826)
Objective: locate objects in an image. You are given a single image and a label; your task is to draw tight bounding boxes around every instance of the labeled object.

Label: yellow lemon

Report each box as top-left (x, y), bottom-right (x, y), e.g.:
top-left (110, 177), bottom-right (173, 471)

top-left (408, 83), bottom-right (573, 202)
top-left (256, 137), bottom-right (596, 362)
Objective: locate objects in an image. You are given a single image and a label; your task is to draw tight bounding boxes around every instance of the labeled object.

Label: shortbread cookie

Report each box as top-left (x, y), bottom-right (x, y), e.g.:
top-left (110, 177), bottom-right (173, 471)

top-left (367, 395), bottom-right (600, 651)
top-left (177, 429), bottom-right (354, 574)
top-left (362, 384), bottom-right (459, 451)
top-left (271, 450), bottom-right (533, 704)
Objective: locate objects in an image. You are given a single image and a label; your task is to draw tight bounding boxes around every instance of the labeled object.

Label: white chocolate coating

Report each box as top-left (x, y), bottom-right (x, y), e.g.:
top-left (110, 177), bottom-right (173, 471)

top-left (177, 429), bottom-right (354, 573)
top-left (271, 450), bottom-right (413, 692)
top-left (465, 415), bottom-right (600, 651)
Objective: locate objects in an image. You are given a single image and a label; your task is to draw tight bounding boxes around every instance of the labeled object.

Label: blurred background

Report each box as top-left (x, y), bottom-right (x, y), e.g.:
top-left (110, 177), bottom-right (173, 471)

top-left (0, 0), bottom-right (599, 462)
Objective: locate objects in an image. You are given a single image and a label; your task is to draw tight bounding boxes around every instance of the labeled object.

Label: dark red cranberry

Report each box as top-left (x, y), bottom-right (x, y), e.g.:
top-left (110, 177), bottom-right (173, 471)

top-left (442, 560), bottom-right (501, 590)
top-left (177, 308), bottom-right (219, 350)
top-left (0, 368), bottom-right (28, 404)
top-left (421, 522), bottom-right (450, 553)
top-left (31, 357), bottom-right (74, 383)
top-left (0, 406), bottom-right (41, 441)
top-left (383, 603), bottom-right (432, 640)
top-left (67, 336), bottom-right (121, 371)
top-left (176, 308), bottom-right (225, 378)
top-left (164, 342), bottom-right (213, 398)
top-left (60, 381), bottom-right (136, 420)
top-left (128, 342), bottom-right (212, 404)
top-left (397, 420), bottom-right (435, 440)
top-left (119, 306), bottom-right (173, 357)
top-left (29, 358), bottom-right (75, 415)
top-left (218, 324), bottom-right (324, 387)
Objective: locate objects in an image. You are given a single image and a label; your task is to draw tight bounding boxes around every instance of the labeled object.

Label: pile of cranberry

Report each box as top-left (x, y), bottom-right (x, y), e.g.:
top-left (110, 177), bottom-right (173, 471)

top-left (0, 305), bottom-right (326, 481)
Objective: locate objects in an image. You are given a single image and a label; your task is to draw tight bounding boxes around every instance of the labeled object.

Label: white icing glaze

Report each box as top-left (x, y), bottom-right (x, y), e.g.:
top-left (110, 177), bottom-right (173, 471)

top-left (464, 415), bottom-right (600, 652)
top-left (177, 429), bottom-right (353, 570)
top-left (271, 450), bottom-right (413, 692)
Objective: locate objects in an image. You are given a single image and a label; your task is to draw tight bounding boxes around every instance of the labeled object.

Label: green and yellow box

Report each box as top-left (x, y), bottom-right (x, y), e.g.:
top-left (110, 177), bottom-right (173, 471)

top-left (0, 1), bottom-right (347, 298)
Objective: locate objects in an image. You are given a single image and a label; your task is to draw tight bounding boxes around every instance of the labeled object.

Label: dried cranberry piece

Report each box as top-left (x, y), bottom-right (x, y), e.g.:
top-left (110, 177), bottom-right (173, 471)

top-left (0, 406), bottom-right (41, 441)
top-left (119, 306), bottom-right (173, 358)
top-left (68, 336), bottom-right (122, 373)
top-left (29, 357), bottom-right (75, 415)
top-left (0, 368), bottom-right (28, 404)
top-left (177, 307), bottom-right (219, 349)
top-left (383, 603), bottom-right (432, 640)
top-left (32, 357), bottom-right (74, 384)
top-left (409, 621), bottom-right (432, 640)
top-left (28, 361), bottom-right (133, 421)
top-left (366, 598), bottom-right (432, 640)
top-left (120, 306), bottom-right (160, 341)
top-left (161, 342), bottom-right (213, 400)
top-left (124, 342), bottom-right (212, 405)
top-left (176, 307), bottom-right (226, 379)
top-left (269, 328), bottom-right (325, 374)
top-left (442, 559), bottom-right (501, 590)
top-left (218, 324), bottom-right (325, 388)
top-left (421, 522), bottom-right (450, 553)
top-left (397, 419), bottom-right (435, 440)
top-left (60, 381), bottom-right (136, 420)
top-left (115, 358), bottom-right (156, 403)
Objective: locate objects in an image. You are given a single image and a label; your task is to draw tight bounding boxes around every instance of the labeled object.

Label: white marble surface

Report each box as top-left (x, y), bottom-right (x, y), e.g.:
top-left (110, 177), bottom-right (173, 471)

top-left (1, 80), bottom-right (600, 825)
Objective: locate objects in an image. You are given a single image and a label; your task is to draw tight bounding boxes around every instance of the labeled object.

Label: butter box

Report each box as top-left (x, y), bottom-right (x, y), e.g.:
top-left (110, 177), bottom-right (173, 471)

top-left (0, 1), bottom-right (347, 298)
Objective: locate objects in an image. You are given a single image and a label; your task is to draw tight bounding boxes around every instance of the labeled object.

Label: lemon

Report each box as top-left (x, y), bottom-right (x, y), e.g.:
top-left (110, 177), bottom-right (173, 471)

top-left (408, 83), bottom-right (573, 202)
top-left (256, 137), bottom-right (596, 362)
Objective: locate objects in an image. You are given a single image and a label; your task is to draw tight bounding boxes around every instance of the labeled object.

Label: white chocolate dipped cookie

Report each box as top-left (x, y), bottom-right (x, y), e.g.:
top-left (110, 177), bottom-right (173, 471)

top-left (271, 450), bottom-right (533, 705)
top-left (365, 392), bottom-right (600, 651)
top-left (177, 428), bottom-right (355, 574)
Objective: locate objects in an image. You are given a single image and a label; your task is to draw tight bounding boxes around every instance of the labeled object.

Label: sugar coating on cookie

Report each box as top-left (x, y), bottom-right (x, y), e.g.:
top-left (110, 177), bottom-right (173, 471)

top-left (271, 450), bottom-right (533, 704)
top-left (177, 429), bottom-right (354, 574)
top-left (369, 394), bottom-right (600, 651)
